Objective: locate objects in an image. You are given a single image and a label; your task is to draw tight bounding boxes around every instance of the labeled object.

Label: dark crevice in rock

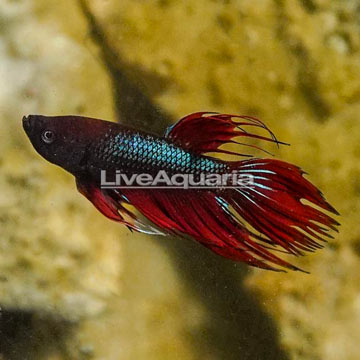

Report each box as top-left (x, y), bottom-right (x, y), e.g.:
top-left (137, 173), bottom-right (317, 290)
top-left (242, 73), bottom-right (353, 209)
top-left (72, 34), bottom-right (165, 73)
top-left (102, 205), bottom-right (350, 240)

top-left (157, 237), bottom-right (290, 360)
top-left (0, 309), bottom-right (75, 360)
top-left (294, 42), bottom-right (332, 121)
top-left (299, 0), bottom-right (318, 13)
top-left (274, 1), bottom-right (331, 122)
top-left (78, 1), bottom-right (290, 359)
top-left (78, 0), bottom-right (172, 135)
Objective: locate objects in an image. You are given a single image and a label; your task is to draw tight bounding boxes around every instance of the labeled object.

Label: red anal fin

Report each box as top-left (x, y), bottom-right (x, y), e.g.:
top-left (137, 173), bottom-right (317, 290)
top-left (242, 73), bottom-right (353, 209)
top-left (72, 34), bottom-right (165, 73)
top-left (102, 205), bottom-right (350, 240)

top-left (122, 189), bottom-right (304, 272)
top-left (120, 157), bottom-right (339, 272)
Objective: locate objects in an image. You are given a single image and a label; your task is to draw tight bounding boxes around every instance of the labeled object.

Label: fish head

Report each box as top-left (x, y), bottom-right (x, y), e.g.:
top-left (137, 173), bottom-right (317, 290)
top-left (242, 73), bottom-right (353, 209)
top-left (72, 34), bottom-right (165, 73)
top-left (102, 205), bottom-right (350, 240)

top-left (23, 114), bottom-right (105, 176)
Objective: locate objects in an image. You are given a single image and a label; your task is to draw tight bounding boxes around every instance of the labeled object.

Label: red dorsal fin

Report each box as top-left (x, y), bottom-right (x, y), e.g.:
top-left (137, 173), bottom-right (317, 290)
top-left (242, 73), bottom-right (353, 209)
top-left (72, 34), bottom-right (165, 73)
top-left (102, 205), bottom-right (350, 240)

top-left (165, 112), bottom-right (287, 157)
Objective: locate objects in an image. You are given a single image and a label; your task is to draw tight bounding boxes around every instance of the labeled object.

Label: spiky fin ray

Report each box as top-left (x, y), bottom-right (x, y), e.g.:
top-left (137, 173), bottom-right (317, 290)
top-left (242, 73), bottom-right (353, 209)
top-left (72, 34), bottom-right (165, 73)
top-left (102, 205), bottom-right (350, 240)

top-left (165, 112), bottom-right (287, 157)
top-left (120, 188), bottom-right (315, 272)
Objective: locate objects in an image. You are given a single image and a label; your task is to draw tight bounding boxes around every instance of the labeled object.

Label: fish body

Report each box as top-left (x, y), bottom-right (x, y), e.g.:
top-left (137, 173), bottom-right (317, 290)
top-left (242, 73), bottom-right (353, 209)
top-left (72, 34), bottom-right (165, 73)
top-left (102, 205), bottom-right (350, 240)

top-left (23, 115), bottom-right (226, 181)
top-left (89, 127), bottom-right (227, 179)
top-left (23, 112), bottom-right (339, 272)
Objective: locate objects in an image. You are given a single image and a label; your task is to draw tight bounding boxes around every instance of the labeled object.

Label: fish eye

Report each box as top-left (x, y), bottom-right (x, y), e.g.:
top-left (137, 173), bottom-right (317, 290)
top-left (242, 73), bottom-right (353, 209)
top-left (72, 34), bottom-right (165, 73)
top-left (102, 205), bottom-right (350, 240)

top-left (41, 130), bottom-right (55, 144)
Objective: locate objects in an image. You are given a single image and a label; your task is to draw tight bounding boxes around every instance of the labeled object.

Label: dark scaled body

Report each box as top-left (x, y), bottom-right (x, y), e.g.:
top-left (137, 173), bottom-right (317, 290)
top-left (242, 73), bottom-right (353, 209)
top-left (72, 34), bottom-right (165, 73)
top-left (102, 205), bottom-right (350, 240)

top-left (23, 112), bottom-right (339, 272)
top-left (90, 129), bottom-right (227, 177)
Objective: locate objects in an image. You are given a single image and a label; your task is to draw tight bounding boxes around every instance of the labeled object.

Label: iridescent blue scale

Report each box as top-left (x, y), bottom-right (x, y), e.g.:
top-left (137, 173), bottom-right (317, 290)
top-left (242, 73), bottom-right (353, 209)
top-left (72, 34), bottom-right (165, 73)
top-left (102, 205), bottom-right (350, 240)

top-left (96, 130), bottom-right (227, 174)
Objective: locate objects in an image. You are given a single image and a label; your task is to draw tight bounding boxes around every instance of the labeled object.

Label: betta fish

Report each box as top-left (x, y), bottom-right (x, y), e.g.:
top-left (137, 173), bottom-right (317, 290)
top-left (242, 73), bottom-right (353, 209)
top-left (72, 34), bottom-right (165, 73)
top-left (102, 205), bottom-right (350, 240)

top-left (23, 112), bottom-right (339, 272)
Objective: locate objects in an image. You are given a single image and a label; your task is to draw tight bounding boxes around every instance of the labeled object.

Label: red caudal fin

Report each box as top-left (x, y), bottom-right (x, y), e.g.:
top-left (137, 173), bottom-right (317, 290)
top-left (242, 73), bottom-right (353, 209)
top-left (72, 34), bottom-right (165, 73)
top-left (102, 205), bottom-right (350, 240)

top-left (225, 159), bottom-right (339, 257)
top-left (165, 112), bottom-right (288, 157)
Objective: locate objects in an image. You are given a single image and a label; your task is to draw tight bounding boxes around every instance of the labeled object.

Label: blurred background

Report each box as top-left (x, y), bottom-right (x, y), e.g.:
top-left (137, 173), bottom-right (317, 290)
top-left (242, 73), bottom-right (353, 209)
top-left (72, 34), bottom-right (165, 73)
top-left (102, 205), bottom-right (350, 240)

top-left (0, 0), bottom-right (359, 359)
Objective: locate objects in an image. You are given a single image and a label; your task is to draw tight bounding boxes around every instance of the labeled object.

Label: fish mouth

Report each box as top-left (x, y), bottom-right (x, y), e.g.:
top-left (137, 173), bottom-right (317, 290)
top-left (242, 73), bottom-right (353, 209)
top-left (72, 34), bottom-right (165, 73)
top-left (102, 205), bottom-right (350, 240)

top-left (22, 115), bottom-right (34, 133)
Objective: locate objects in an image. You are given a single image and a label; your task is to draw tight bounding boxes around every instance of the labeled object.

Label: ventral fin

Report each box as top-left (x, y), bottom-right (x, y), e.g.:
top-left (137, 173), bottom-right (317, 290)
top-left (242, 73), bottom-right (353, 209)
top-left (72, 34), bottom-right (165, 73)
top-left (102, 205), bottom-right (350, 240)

top-left (76, 178), bottom-right (165, 235)
top-left (76, 178), bottom-right (124, 222)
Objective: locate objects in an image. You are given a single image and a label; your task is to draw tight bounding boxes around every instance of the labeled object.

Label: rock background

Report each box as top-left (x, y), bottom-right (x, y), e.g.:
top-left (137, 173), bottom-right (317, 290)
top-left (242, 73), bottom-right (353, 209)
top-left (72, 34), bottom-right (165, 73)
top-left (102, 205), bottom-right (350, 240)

top-left (0, 0), bottom-right (359, 359)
